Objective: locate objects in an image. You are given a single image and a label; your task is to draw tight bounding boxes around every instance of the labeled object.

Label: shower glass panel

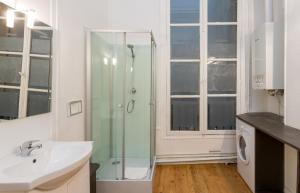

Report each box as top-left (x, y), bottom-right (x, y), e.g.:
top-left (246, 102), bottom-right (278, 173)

top-left (124, 33), bottom-right (152, 180)
top-left (88, 31), bottom-right (156, 181)
top-left (90, 32), bottom-right (125, 180)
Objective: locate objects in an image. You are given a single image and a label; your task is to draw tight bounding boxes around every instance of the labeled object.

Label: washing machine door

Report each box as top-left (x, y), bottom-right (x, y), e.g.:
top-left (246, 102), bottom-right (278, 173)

top-left (237, 133), bottom-right (250, 165)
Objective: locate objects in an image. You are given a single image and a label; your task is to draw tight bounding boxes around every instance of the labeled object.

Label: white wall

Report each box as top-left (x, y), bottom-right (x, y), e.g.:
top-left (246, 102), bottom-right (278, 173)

top-left (284, 1), bottom-right (300, 192)
top-left (285, 0), bottom-right (300, 129)
top-left (54, 0), bottom-right (109, 141)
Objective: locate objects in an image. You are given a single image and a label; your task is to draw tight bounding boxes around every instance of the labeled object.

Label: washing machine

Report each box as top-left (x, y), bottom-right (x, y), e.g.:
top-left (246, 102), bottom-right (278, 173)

top-left (236, 119), bottom-right (255, 192)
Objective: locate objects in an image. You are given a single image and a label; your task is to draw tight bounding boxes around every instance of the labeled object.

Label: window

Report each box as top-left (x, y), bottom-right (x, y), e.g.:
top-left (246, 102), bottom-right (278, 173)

top-left (27, 29), bottom-right (52, 117)
top-left (0, 13), bottom-right (52, 120)
top-left (169, 0), bottom-right (238, 133)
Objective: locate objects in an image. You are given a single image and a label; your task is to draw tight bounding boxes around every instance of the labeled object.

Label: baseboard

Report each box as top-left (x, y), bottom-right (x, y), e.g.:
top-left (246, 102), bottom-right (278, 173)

top-left (156, 154), bottom-right (237, 164)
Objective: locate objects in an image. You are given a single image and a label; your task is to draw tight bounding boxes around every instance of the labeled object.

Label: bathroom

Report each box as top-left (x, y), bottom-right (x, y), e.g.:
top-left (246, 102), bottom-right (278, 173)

top-left (0, 0), bottom-right (300, 193)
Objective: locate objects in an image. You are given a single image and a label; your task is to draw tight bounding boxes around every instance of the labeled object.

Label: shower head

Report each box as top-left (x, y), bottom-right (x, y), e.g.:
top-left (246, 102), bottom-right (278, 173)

top-left (127, 44), bottom-right (134, 49)
top-left (127, 44), bottom-right (135, 58)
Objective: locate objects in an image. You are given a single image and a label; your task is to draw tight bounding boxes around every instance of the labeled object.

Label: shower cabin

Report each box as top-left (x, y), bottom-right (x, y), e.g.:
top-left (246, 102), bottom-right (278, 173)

top-left (86, 30), bottom-right (156, 189)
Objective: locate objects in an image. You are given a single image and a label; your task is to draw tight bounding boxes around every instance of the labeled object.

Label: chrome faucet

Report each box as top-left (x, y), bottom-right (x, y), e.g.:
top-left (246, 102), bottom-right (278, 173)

top-left (19, 140), bottom-right (42, 157)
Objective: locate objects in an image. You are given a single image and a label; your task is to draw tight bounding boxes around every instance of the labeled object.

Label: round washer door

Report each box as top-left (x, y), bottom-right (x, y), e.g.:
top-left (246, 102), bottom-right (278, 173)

top-left (237, 134), bottom-right (250, 165)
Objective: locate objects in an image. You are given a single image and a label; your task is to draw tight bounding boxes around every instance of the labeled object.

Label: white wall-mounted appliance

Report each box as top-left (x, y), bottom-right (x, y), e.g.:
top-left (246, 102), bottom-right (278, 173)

top-left (252, 0), bottom-right (284, 90)
top-left (236, 119), bottom-right (255, 192)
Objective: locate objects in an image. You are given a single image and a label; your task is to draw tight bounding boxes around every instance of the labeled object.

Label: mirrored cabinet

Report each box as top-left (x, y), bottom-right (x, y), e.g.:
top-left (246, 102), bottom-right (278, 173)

top-left (0, 2), bottom-right (53, 122)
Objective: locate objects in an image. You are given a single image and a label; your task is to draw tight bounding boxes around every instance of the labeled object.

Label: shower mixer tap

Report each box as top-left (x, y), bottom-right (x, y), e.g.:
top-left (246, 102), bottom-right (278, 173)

top-left (131, 88), bottom-right (137, 94)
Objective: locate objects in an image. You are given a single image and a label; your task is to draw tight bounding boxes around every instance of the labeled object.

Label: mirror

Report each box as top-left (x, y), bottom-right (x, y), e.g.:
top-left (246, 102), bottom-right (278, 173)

top-left (0, 2), bottom-right (53, 122)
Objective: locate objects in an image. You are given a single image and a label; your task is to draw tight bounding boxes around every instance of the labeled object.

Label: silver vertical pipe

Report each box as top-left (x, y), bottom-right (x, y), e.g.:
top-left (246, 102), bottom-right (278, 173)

top-left (109, 54), bottom-right (113, 158)
top-left (121, 32), bottom-right (127, 180)
top-left (150, 38), bottom-right (153, 168)
top-left (153, 40), bottom-right (157, 165)
top-left (85, 31), bottom-right (92, 141)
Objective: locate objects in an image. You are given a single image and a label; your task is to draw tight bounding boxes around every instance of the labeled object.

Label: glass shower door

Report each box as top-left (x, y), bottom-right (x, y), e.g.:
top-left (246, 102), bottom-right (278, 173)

top-left (90, 32), bottom-right (126, 180)
top-left (123, 33), bottom-right (152, 180)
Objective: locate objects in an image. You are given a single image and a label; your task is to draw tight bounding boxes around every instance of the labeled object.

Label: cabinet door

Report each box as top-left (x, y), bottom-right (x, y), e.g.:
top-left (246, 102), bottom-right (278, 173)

top-left (284, 145), bottom-right (298, 193)
top-left (67, 163), bottom-right (90, 193)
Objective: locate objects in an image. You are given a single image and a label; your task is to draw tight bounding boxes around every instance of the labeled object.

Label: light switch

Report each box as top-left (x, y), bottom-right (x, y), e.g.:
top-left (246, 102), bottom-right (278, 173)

top-left (69, 100), bottom-right (83, 116)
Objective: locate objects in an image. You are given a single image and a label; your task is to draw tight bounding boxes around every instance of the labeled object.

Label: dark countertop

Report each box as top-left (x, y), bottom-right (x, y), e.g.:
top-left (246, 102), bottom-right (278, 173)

top-left (237, 112), bottom-right (300, 151)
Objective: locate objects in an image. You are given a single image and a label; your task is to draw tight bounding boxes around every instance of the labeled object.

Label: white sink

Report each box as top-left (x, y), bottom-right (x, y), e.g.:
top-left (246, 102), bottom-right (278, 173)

top-left (0, 141), bottom-right (93, 192)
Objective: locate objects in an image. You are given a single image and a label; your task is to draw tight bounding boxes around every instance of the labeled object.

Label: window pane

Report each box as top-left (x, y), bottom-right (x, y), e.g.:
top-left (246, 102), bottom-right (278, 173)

top-left (171, 62), bottom-right (199, 95)
top-left (171, 26), bottom-right (200, 59)
top-left (0, 88), bottom-right (19, 120)
top-left (28, 57), bottom-right (51, 89)
top-left (208, 61), bottom-right (236, 94)
top-left (27, 91), bottom-right (50, 116)
top-left (171, 0), bottom-right (200, 23)
top-left (208, 0), bottom-right (237, 22)
top-left (0, 55), bottom-right (22, 86)
top-left (171, 98), bottom-right (199, 131)
top-left (208, 26), bottom-right (237, 58)
top-left (31, 30), bottom-right (52, 55)
top-left (0, 19), bottom-right (24, 52)
top-left (208, 97), bottom-right (236, 130)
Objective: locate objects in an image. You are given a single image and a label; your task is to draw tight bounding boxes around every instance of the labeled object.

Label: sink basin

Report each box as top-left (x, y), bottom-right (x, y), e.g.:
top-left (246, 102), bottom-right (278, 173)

top-left (0, 141), bottom-right (93, 192)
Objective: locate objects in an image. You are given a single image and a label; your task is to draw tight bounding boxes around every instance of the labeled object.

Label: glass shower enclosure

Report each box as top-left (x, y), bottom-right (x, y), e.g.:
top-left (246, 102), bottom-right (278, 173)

top-left (86, 30), bottom-right (156, 181)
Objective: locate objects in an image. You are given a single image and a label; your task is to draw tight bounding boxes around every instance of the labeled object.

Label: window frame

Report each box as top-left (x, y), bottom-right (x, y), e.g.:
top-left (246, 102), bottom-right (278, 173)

top-left (0, 15), bottom-right (52, 120)
top-left (167, 0), bottom-right (242, 136)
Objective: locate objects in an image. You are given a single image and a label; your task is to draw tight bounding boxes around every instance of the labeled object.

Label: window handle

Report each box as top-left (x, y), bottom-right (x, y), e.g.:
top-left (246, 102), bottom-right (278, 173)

top-left (18, 72), bottom-right (26, 77)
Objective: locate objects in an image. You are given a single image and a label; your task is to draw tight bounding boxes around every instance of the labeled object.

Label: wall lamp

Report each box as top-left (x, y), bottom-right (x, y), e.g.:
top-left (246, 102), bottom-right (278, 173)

top-left (6, 9), bottom-right (36, 28)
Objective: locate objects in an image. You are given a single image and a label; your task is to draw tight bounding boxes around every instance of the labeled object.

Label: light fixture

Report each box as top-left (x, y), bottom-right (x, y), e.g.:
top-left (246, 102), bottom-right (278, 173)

top-left (112, 58), bottom-right (117, 66)
top-left (103, 57), bottom-right (108, 65)
top-left (6, 9), bottom-right (36, 29)
top-left (27, 10), bottom-right (36, 28)
top-left (6, 9), bottom-right (15, 28)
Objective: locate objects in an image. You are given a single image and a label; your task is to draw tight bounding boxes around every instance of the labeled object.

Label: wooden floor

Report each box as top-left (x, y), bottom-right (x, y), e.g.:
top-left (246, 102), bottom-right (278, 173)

top-left (153, 164), bottom-right (252, 193)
